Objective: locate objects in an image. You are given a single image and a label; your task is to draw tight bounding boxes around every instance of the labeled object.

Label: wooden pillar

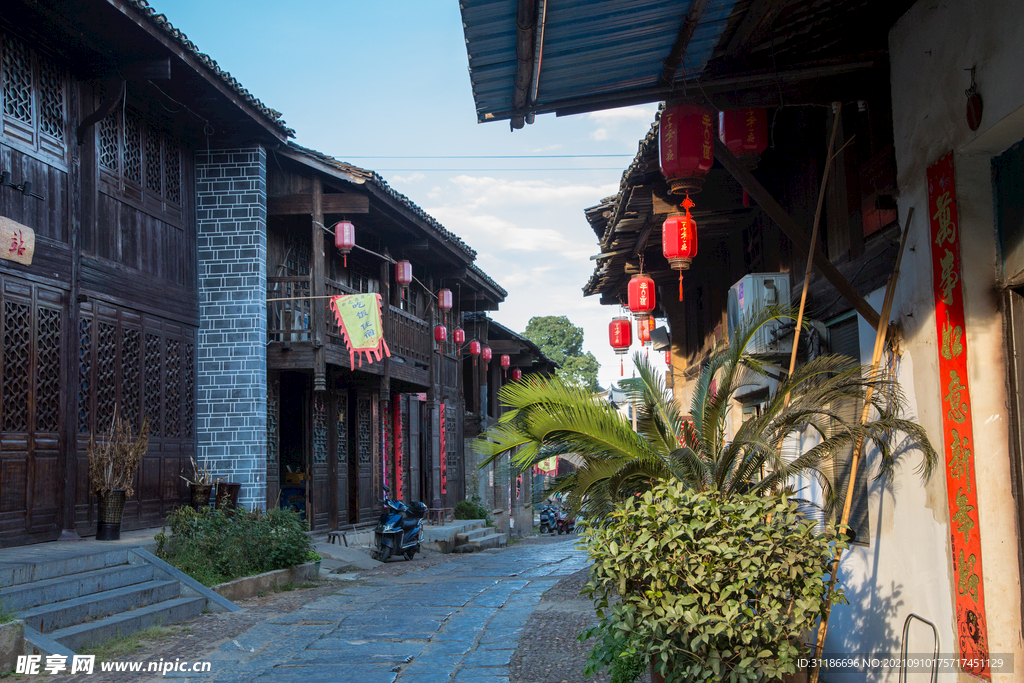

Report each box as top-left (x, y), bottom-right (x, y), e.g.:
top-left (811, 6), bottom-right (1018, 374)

top-left (426, 276), bottom-right (442, 508)
top-left (311, 178), bottom-right (326, 392)
top-left (380, 257), bottom-right (391, 398)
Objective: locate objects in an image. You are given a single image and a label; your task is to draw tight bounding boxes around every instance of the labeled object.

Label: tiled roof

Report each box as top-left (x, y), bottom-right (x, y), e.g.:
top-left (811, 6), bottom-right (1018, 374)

top-left (286, 143), bottom-right (479, 260)
top-left (125, 0), bottom-right (295, 138)
top-left (469, 263), bottom-right (507, 299)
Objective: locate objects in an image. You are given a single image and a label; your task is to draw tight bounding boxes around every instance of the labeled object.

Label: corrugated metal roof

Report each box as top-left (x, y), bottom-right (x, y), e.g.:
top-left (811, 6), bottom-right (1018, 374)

top-left (461, 0), bottom-right (737, 123)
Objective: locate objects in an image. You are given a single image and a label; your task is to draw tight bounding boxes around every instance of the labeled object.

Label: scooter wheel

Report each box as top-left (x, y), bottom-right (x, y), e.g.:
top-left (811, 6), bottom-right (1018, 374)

top-left (377, 545), bottom-right (392, 563)
top-left (539, 524), bottom-right (548, 534)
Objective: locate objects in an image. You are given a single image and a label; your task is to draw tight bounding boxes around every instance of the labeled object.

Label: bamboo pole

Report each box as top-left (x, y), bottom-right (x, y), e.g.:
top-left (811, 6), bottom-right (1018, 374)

top-left (784, 102), bottom-right (843, 405)
top-left (808, 208), bottom-right (914, 683)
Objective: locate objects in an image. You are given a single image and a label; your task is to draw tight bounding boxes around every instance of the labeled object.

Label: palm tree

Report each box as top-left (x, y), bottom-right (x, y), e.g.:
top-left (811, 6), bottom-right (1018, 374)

top-left (476, 305), bottom-right (937, 520)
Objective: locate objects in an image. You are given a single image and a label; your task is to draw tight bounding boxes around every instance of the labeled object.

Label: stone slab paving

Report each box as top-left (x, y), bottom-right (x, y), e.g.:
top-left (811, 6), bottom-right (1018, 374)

top-left (172, 539), bottom-right (587, 683)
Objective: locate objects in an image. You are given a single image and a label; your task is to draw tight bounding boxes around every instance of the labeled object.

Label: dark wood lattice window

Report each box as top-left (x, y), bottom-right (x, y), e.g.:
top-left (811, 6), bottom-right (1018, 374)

top-left (165, 340), bottom-right (181, 438)
top-left (121, 328), bottom-right (141, 429)
top-left (2, 300), bottom-right (31, 432)
top-left (284, 229), bottom-right (311, 277)
top-left (313, 394), bottom-right (327, 465)
top-left (95, 322), bottom-right (118, 428)
top-left (184, 342), bottom-right (195, 438)
top-left (98, 104), bottom-right (181, 211)
top-left (336, 393), bottom-right (348, 464)
top-left (357, 396), bottom-right (372, 466)
top-left (78, 318), bottom-right (93, 434)
top-left (144, 334), bottom-right (163, 437)
top-left (35, 308), bottom-right (61, 432)
top-left (267, 378), bottom-right (279, 465)
top-left (0, 31), bottom-right (65, 158)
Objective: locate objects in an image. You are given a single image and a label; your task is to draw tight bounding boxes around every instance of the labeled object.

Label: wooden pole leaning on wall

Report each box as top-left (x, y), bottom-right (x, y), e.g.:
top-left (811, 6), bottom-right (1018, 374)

top-left (785, 101), bottom-right (843, 403)
top-left (807, 207), bottom-right (914, 683)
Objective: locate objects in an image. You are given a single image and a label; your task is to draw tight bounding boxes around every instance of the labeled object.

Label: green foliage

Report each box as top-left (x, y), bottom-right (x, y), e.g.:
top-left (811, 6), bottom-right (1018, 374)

top-left (155, 506), bottom-right (313, 586)
top-left (0, 598), bottom-right (15, 625)
top-left (454, 495), bottom-right (491, 521)
top-left (580, 483), bottom-right (849, 683)
top-left (523, 315), bottom-right (600, 390)
top-left (480, 305), bottom-right (936, 520)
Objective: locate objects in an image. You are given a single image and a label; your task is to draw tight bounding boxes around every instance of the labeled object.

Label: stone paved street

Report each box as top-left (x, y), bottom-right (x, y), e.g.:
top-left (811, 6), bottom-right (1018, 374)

top-left (173, 539), bottom-right (589, 683)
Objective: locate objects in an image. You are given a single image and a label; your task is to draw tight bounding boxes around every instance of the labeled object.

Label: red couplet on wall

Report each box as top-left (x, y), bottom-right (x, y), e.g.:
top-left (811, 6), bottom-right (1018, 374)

top-left (439, 403), bottom-right (447, 496)
top-left (393, 398), bottom-right (403, 500)
top-left (927, 152), bottom-right (990, 680)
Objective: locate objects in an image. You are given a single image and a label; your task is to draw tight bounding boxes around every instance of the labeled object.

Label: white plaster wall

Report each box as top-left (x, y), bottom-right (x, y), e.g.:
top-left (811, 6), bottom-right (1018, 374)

top-left (825, 2), bottom-right (1024, 680)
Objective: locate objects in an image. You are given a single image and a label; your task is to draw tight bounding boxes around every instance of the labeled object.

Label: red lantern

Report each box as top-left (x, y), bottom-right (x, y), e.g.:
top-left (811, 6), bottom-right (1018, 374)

top-left (638, 318), bottom-right (652, 344)
top-left (627, 274), bottom-right (656, 321)
top-left (437, 289), bottom-right (453, 311)
top-left (469, 340), bottom-right (481, 356)
top-left (663, 196), bottom-right (698, 301)
top-left (482, 347), bottom-right (492, 364)
top-left (609, 317), bottom-right (632, 376)
top-left (719, 109), bottom-right (767, 163)
top-left (511, 368), bottom-right (523, 381)
top-left (434, 325), bottom-right (447, 343)
top-left (500, 354), bottom-right (511, 377)
top-left (395, 260), bottom-right (412, 297)
top-left (453, 328), bottom-right (465, 345)
top-left (334, 221), bottom-right (355, 267)
top-left (660, 104), bottom-right (715, 195)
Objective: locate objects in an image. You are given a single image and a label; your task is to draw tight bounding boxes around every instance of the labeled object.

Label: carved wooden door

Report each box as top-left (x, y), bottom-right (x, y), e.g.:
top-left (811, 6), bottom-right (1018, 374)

top-left (332, 389), bottom-right (348, 526)
top-left (309, 392), bottom-right (329, 530)
top-left (266, 372), bottom-right (280, 510)
top-left (355, 389), bottom-right (376, 521)
top-left (0, 276), bottom-right (63, 546)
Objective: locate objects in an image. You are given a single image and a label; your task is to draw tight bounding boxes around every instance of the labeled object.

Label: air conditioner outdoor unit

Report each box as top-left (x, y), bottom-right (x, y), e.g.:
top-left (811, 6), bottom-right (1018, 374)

top-left (726, 272), bottom-right (792, 357)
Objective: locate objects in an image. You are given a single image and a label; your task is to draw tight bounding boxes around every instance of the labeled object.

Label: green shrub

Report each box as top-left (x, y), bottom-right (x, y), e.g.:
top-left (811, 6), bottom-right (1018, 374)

top-left (453, 495), bottom-right (490, 521)
top-left (155, 506), bottom-right (313, 586)
top-left (579, 483), bottom-right (847, 683)
top-left (0, 598), bottom-right (16, 625)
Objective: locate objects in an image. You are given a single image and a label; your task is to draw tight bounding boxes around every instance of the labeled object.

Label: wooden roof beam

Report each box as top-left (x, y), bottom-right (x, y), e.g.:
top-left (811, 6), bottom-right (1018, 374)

top-left (660, 0), bottom-right (710, 84)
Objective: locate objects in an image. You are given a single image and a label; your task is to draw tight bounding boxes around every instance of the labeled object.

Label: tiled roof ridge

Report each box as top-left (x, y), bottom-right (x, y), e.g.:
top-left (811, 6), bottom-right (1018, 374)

top-left (468, 263), bottom-right (507, 299)
top-left (125, 0), bottom-right (295, 138)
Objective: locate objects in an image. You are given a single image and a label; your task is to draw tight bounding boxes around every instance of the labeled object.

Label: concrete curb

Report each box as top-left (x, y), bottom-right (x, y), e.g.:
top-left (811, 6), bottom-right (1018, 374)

top-left (0, 620), bottom-right (25, 673)
top-left (211, 563), bottom-right (317, 603)
top-left (128, 549), bottom-right (240, 613)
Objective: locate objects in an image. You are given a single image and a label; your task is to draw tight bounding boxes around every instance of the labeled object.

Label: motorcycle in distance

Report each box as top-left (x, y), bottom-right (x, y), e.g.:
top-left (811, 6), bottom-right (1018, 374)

top-left (556, 506), bottom-right (576, 535)
top-left (538, 504), bottom-right (557, 534)
top-left (373, 485), bottom-right (427, 562)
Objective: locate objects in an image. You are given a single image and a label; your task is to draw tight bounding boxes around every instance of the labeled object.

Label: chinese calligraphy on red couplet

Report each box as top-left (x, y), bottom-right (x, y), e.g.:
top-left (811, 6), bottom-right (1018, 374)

top-left (927, 153), bottom-right (990, 680)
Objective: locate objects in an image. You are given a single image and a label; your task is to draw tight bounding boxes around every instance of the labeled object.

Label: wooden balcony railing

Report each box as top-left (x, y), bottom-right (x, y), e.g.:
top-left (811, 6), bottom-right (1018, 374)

top-left (267, 276), bottom-right (311, 342)
top-left (387, 305), bottom-right (431, 366)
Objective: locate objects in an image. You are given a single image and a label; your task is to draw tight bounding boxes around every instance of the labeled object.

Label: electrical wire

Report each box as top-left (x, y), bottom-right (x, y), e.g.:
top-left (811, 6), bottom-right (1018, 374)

top-left (338, 154), bottom-right (634, 159)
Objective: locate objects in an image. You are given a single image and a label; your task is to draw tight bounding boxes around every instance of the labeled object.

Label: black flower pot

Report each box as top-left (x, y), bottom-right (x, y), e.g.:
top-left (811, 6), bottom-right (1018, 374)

top-left (215, 482), bottom-right (241, 510)
top-left (189, 483), bottom-right (213, 511)
top-left (96, 490), bottom-right (127, 541)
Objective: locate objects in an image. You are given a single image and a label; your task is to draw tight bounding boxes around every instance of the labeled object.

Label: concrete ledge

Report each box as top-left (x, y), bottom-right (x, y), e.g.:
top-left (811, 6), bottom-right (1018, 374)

top-left (0, 620), bottom-right (25, 673)
top-left (128, 548), bottom-right (240, 614)
top-left (21, 624), bottom-right (74, 659)
top-left (212, 563), bottom-right (316, 603)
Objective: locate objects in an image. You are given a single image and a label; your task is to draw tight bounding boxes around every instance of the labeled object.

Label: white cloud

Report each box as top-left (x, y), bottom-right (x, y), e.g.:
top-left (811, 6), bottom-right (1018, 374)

top-left (439, 175), bottom-right (618, 210)
top-left (590, 128), bottom-right (609, 141)
top-left (390, 172), bottom-right (424, 184)
top-left (586, 104), bottom-right (658, 123)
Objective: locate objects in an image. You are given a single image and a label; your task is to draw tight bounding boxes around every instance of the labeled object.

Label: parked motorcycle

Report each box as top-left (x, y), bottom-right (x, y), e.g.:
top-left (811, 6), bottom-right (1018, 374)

top-left (538, 505), bottom-right (557, 534)
top-left (556, 507), bottom-right (576, 535)
top-left (373, 485), bottom-right (427, 562)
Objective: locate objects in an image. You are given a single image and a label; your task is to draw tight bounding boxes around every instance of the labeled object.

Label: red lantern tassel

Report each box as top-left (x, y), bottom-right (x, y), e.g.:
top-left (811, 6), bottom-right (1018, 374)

top-left (678, 271), bottom-right (683, 301)
top-left (343, 255), bottom-right (348, 268)
top-left (620, 358), bottom-right (624, 376)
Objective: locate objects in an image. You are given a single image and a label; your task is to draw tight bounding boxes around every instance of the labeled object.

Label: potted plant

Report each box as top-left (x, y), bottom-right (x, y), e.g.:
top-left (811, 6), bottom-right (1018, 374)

top-left (181, 456), bottom-right (215, 510)
top-left (87, 411), bottom-right (149, 541)
top-left (215, 480), bottom-right (242, 510)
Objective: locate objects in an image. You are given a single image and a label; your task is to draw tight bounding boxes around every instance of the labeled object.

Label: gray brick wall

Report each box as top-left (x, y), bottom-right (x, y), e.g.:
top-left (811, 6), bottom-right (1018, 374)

top-left (195, 147), bottom-right (268, 509)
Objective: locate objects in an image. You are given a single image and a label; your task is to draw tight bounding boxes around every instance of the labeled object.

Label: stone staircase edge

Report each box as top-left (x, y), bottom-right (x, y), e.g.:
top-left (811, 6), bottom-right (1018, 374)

top-left (128, 548), bottom-right (240, 613)
top-left (22, 625), bottom-right (76, 658)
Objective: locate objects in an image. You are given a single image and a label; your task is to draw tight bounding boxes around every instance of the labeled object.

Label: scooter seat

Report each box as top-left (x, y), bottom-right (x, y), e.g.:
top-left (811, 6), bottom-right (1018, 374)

top-left (401, 517), bottom-right (419, 530)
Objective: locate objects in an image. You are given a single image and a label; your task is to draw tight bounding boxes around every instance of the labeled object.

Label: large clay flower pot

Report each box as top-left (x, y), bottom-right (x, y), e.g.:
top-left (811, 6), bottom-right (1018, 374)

top-left (215, 482), bottom-right (241, 510)
top-left (96, 490), bottom-right (127, 541)
top-left (189, 483), bottom-right (213, 511)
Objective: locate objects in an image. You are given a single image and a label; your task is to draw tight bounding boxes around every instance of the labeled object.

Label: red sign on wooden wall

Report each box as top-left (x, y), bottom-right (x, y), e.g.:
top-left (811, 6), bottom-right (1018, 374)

top-left (394, 399), bottom-right (403, 500)
top-left (927, 152), bottom-right (990, 680)
top-left (439, 403), bottom-right (447, 496)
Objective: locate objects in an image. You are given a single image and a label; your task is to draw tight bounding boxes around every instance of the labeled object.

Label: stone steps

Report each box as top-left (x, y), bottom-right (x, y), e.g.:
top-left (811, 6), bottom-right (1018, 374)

top-left (455, 526), bottom-right (493, 544)
top-left (0, 564), bottom-right (155, 612)
top-left (45, 596), bottom-right (208, 653)
top-left (469, 532), bottom-right (507, 551)
top-left (19, 579), bottom-right (183, 633)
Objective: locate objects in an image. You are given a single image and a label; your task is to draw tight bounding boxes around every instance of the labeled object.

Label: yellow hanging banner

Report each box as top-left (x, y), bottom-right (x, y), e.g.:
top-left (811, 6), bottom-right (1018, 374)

top-left (330, 293), bottom-right (391, 369)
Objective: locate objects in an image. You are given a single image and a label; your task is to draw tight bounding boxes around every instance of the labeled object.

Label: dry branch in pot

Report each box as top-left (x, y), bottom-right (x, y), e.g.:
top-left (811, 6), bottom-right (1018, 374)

top-left (181, 456), bottom-right (216, 486)
top-left (87, 409), bottom-right (149, 499)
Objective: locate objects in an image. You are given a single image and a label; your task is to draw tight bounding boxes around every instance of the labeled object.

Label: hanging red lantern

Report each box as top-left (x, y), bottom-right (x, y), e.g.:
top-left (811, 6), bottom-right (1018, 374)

top-left (660, 103), bottom-right (715, 195)
top-left (609, 317), bottom-right (632, 376)
top-left (511, 368), bottom-right (523, 381)
top-left (627, 274), bottom-right (656, 321)
top-left (719, 109), bottom-right (768, 165)
top-left (662, 195), bottom-right (698, 301)
top-left (395, 260), bottom-right (412, 298)
top-left (468, 340), bottom-right (481, 356)
top-left (453, 328), bottom-right (465, 345)
top-left (433, 325), bottom-right (447, 344)
top-left (500, 354), bottom-right (511, 377)
top-left (437, 289), bottom-right (453, 311)
top-left (638, 318), bottom-right (652, 344)
top-left (482, 347), bottom-right (492, 363)
top-left (334, 221), bottom-right (355, 267)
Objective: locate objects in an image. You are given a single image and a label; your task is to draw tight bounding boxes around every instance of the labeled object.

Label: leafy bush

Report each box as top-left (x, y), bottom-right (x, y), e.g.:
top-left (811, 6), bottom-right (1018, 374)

top-left (580, 482), bottom-right (847, 683)
top-left (453, 495), bottom-right (491, 521)
top-left (0, 598), bottom-right (16, 625)
top-left (155, 506), bottom-right (313, 586)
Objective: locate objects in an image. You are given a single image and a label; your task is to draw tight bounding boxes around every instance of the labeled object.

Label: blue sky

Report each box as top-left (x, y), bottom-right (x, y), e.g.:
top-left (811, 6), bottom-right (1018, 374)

top-left (164, 0), bottom-right (660, 387)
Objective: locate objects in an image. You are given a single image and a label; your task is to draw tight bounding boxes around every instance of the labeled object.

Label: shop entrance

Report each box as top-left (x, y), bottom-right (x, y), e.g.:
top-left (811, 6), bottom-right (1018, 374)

top-left (278, 372), bottom-right (309, 520)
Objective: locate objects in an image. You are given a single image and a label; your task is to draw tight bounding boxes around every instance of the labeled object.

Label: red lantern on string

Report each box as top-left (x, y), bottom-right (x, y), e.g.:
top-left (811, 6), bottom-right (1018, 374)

top-left (395, 260), bottom-right (412, 298)
top-left (482, 346), bottom-right (492, 364)
top-left (500, 354), bottom-right (510, 377)
top-left (719, 109), bottom-right (768, 163)
top-left (638, 318), bottom-right (652, 345)
top-left (511, 368), bottom-right (523, 381)
top-left (334, 221), bottom-right (355, 267)
top-left (609, 317), bottom-right (632, 376)
top-left (469, 340), bottom-right (481, 357)
top-left (659, 104), bottom-right (715, 195)
top-left (627, 274), bottom-right (656, 321)
top-left (437, 289), bottom-right (453, 311)
top-left (433, 325), bottom-right (447, 344)
top-left (663, 196), bottom-right (698, 301)
top-left (453, 328), bottom-right (465, 345)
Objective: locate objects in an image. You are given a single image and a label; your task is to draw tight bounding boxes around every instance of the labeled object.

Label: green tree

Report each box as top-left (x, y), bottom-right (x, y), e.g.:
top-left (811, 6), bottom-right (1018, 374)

top-left (523, 315), bottom-right (600, 390)
top-left (480, 305), bottom-right (936, 519)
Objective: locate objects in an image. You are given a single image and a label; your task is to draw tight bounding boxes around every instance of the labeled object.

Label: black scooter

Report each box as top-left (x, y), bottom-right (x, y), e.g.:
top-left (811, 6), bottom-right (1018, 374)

top-left (373, 485), bottom-right (427, 562)
top-left (538, 505), bottom-right (557, 534)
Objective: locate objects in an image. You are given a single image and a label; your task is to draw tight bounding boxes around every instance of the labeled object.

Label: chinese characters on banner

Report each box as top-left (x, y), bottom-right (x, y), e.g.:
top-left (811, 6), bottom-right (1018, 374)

top-left (394, 399), bottom-right (403, 500)
top-left (439, 403), bottom-right (447, 495)
top-left (0, 216), bottom-right (35, 266)
top-left (927, 153), bottom-right (990, 680)
top-left (330, 293), bottom-right (391, 370)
